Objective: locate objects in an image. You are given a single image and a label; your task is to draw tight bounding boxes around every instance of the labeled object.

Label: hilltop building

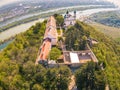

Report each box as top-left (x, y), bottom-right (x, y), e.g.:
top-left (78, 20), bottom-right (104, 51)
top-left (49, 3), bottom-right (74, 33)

top-left (62, 49), bottom-right (98, 67)
top-left (35, 15), bottom-right (98, 68)
top-left (64, 11), bottom-right (76, 28)
top-left (35, 16), bottom-right (58, 65)
top-left (44, 16), bottom-right (58, 45)
top-left (57, 43), bottom-right (98, 67)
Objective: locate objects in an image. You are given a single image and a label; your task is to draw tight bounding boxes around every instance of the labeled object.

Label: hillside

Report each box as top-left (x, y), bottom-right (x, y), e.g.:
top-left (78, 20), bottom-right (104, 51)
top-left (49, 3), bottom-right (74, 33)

top-left (0, 19), bottom-right (72, 90)
top-left (72, 21), bottom-right (120, 89)
top-left (89, 22), bottom-right (120, 43)
top-left (0, 17), bottom-right (120, 89)
top-left (91, 11), bottom-right (120, 28)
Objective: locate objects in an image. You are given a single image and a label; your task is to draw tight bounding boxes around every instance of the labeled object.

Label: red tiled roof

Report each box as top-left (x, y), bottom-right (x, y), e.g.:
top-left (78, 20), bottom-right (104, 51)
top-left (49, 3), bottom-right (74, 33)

top-left (35, 38), bottom-right (51, 64)
top-left (39, 38), bottom-right (51, 60)
top-left (35, 16), bottom-right (57, 65)
top-left (44, 16), bottom-right (57, 39)
top-left (46, 16), bottom-right (56, 28)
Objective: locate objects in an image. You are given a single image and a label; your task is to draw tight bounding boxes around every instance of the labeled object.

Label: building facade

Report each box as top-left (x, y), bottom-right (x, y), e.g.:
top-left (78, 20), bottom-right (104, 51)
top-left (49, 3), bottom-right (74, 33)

top-left (64, 11), bottom-right (76, 28)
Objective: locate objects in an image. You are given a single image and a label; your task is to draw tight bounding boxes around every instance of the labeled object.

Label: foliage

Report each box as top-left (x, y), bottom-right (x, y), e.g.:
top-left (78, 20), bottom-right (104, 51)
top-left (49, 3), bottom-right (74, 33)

top-left (0, 15), bottom-right (120, 90)
top-left (43, 66), bottom-right (71, 90)
top-left (0, 20), bottom-right (71, 90)
top-left (75, 62), bottom-right (106, 90)
top-left (91, 11), bottom-right (120, 28)
top-left (49, 47), bottom-right (61, 60)
top-left (69, 21), bottom-right (120, 89)
top-left (54, 14), bottom-right (64, 26)
top-left (65, 21), bottom-right (89, 50)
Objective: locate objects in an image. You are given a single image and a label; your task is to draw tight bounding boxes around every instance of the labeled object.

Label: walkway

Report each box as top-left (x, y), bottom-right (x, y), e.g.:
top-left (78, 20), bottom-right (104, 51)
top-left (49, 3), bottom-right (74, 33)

top-left (69, 75), bottom-right (76, 90)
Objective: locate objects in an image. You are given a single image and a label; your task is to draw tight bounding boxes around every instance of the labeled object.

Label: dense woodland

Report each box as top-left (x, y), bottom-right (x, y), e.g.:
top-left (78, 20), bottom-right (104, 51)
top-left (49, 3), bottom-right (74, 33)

top-left (0, 18), bottom-right (71, 90)
top-left (0, 14), bottom-right (120, 90)
top-left (67, 21), bottom-right (120, 89)
top-left (75, 62), bottom-right (106, 90)
top-left (65, 21), bottom-right (89, 50)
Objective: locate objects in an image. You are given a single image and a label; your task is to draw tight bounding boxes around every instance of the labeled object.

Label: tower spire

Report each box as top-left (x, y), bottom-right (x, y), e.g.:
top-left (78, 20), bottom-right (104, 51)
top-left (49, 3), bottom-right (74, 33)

top-left (66, 10), bottom-right (69, 14)
top-left (74, 10), bottom-right (76, 19)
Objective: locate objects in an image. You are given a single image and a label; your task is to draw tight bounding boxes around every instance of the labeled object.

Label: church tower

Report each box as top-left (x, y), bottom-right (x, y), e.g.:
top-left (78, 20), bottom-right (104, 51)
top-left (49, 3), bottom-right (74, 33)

top-left (66, 10), bottom-right (69, 15)
top-left (74, 10), bottom-right (76, 19)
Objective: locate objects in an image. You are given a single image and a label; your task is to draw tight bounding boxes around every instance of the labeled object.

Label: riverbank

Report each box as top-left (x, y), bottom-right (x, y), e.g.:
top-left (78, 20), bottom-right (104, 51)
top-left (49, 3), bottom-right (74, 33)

top-left (0, 8), bottom-right (119, 41)
top-left (0, 5), bottom-right (114, 32)
top-left (0, 38), bottom-right (14, 51)
top-left (0, 19), bottom-right (44, 41)
top-left (0, 6), bottom-right (119, 50)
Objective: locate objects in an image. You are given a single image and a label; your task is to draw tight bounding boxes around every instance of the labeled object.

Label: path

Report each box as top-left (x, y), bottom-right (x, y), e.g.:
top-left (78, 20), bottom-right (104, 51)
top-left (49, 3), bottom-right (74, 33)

top-left (68, 75), bottom-right (77, 90)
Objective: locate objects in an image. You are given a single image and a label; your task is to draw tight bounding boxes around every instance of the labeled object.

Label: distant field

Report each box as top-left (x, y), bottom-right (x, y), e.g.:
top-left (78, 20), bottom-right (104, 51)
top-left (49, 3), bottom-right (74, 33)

top-left (90, 22), bottom-right (120, 42)
top-left (90, 11), bottom-right (120, 28)
top-left (0, 5), bottom-right (107, 32)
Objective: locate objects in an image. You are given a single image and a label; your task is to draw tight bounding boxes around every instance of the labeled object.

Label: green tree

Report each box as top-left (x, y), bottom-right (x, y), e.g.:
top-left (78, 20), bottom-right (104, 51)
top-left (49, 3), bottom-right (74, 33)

top-left (57, 66), bottom-right (72, 90)
top-left (65, 25), bottom-right (88, 50)
top-left (54, 14), bottom-right (64, 26)
top-left (49, 47), bottom-right (61, 60)
top-left (75, 62), bottom-right (106, 90)
top-left (32, 84), bottom-right (44, 90)
top-left (44, 68), bottom-right (58, 89)
top-left (79, 36), bottom-right (87, 50)
top-left (9, 75), bottom-right (24, 90)
top-left (43, 66), bottom-right (71, 90)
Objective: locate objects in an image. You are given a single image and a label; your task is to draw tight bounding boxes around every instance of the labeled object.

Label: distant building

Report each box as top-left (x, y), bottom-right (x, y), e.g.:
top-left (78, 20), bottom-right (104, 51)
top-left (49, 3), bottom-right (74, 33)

top-left (64, 11), bottom-right (76, 28)
top-left (35, 16), bottom-right (58, 65)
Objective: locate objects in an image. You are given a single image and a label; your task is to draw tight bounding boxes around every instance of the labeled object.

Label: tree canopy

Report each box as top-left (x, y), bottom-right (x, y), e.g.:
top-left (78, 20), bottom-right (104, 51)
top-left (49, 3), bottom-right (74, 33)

top-left (54, 14), bottom-right (64, 26)
top-left (0, 16), bottom-right (120, 90)
top-left (69, 21), bottom-right (120, 89)
top-left (0, 20), bottom-right (71, 90)
top-left (65, 21), bottom-right (89, 50)
top-left (75, 62), bottom-right (106, 90)
top-left (49, 47), bottom-right (61, 60)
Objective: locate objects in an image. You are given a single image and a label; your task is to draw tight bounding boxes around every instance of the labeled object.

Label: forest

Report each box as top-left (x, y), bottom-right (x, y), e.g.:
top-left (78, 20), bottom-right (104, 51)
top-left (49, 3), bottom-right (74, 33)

top-left (0, 18), bottom-right (72, 90)
top-left (0, 14), bottom-right (120, 90)
top-left (67, 21), bottom-right (120, 89)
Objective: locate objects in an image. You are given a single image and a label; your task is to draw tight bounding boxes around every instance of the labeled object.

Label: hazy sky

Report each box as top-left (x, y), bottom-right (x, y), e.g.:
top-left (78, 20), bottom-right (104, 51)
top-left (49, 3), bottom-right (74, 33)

top-left (0, 0), bottom-right (120, 7)
top-left (0, 0), bottom-right (19, 6)
top-left (105, 0), bottom-right (120, 7)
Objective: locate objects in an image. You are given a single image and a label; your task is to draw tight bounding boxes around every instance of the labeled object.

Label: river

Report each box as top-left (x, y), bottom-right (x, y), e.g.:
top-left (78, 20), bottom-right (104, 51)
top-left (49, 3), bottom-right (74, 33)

top-left (0, 40), bottom-right (13, 51)
top-left (0, 6), bottom-right (119, 50)
top-left (0, 18), bottom-right (44, 41)
top-left (0, 5), bottom-right (111, 28)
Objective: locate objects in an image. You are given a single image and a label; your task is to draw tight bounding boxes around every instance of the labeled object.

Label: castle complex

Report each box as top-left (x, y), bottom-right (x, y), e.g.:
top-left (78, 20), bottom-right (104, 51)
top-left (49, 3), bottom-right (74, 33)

top-left (35, 16), bottom-right (58, 65)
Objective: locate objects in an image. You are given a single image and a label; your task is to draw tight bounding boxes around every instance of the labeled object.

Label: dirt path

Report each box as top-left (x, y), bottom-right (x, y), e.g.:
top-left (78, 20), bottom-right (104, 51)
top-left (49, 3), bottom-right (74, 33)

top-left (68, 75), bottom-right (77, 90)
